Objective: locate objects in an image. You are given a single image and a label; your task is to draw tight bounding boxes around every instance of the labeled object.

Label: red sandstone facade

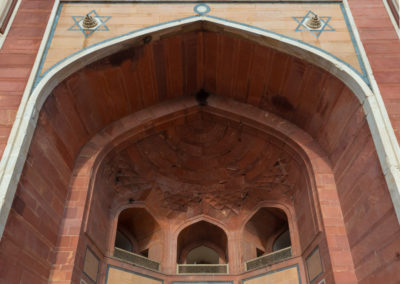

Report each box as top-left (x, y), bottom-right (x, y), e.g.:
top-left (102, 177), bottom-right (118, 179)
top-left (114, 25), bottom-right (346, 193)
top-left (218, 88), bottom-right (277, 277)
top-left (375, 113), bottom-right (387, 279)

top-left (0, 1), bottom-right (399, 284)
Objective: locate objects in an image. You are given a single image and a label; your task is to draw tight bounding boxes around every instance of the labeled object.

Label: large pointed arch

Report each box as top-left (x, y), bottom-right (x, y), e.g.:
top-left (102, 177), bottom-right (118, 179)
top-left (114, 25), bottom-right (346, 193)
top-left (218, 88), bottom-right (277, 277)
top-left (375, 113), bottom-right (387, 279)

top-left (0, 18), bottom-right (399, 239)
top-left (0, 16), bottom-right (398, 284)
top-left (52, 95), bottom-right (355, 282)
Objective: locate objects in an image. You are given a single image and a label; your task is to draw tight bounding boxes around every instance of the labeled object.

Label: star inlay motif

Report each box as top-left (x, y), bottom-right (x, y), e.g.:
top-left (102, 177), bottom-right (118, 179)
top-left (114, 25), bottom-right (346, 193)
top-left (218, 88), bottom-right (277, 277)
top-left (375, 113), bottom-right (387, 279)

top-left (293, 10), bottom-right (335, 38)
top-left (68, 10), bottom-right (111, 38)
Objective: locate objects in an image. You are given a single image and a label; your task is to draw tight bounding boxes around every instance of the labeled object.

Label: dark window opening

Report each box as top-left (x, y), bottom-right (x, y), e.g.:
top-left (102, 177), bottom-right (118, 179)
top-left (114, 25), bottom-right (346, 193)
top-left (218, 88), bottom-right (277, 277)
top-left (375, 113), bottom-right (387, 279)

top-left (256, 248), bottom-right (265, 258)
top-left (273, 229), bottom-right (291, 251)
top-left (115, 230), bottom-right (133, 252)
top-left (140, 249), bottom-right (149, 258)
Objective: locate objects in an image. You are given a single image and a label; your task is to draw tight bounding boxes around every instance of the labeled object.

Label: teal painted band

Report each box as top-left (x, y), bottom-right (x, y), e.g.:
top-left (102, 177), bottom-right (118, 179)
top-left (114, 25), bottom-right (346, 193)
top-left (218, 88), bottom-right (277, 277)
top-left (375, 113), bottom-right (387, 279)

top-left (340, 3), bottom-right (369, 84)
top-left (35, 2), bottom-right (63, 89)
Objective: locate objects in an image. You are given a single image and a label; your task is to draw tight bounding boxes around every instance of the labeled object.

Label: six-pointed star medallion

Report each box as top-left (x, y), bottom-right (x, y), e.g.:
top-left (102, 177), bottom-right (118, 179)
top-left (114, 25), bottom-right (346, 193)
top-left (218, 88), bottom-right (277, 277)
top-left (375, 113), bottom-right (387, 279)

top-left (68, 10), bottom-right (111, 38)
top-left (293, 10), bottom-right (335, 38)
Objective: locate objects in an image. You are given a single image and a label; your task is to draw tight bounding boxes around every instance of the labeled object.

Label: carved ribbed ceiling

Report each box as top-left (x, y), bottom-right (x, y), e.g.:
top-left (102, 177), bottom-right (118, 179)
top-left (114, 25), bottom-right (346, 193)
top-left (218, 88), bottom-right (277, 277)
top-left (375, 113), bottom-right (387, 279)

top-left (103, 111), bottom-right (301, 215)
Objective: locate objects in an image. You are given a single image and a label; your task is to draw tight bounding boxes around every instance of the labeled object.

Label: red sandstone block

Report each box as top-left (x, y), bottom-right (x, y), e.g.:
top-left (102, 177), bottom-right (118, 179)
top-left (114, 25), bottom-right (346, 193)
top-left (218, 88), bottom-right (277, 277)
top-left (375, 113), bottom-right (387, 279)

top-left (0, 94), bottom-right (22, 109)
top-left (25, 148), bottom-right (70, 199)
top-left (35, 115), bottom-right (76, 169)
top-left (315, 173), bottom-right (336, 185)
top-left (64, 221), bottom-right (82, 235)
top-left (2, 39), bottom-right (42, 51)
top-left (354, 236), bottom-right (400, 282)
top-left (24, 231), bottom-right (51, 260)
top-left (0, 79), bottom-right (26, 92)
top-left (0, 260), bottom-right (22, 284)
top-left (52, 84), bottom-right (90, 142)
top-left (12, 11), bottom-right (50, 26)
top-left (18, 250), bottom-right (50, 280)
top-left (59, 264), bottom-right (75, 271)
top-left (344, 182), bottom-right (394, 239)
top-left (321, 205), bottom-right (343, 219)
top-left (0, 109), bottom-right (17, 126)
top-left (7, 27), bottom-right (46, 39)
top-left (0, 235), bottom-right (21, 257)
top-left (50, 197), bottom-right (64, 216)
top-left (355, 17), bottom-right (394, 29)
top-left (21, 206), bottom-right (42, 231)
top-left (358, 260), bottom-right (400, 284)
top-left (318, 90), bottom-right (360, 153)
top-left (318, 188), bottom-right (339, 201)
top-left (335, 136), bottom-right (375, 198)
top-left (351, 6), bottom-right (391, 17)
top-left (57, 237), bottom-right (72, 249)
top-left (20, 269), bottom-right (47, 284)
top-left (333, 271), bottom-right (358, 284)
top-left (0, 53), bottom-right (36, 66)
top-left (364, 41), bottom-right (400, 54)
top-left (323, 217), bottom-right (346, 227)
top-left (68, 190), bottom-right (87, 202)
top-left (381, 84), bottom-right (400, 100)
top-left (326, 234), bottom-right (350, 250)
top-left (320, 203), bottom-right (342, 214)
top-left (20, 0), bottom-right (54, 10)
top-left (54, 251), bottom-right (74, 266)
top-left (375, 71), bottom-right (400, 84)
top-left (49, 270), bottom-right (68, 282)
top-left (369, 54), bottom-right (400, 71)
top-left (69, 175), bottom-right (91, 188)
top-left (350, 210), bottom-right (399, 265)
top-left (309, 157), bottom-right (332, 174)
top-left (19, 169), bottom-right (65, 225)
top-left (64, 207), bottom-right (82, 219)
top-left (324, 225), bottom-right (347, 236)
top-left (4, 212), bottom-right (28, 246)
top-left (44, 98), bottom-right (85, 158)
top-left (38, 220), bottom-right (59, 245)
top-left (331, 251), bottom-right (356, 268)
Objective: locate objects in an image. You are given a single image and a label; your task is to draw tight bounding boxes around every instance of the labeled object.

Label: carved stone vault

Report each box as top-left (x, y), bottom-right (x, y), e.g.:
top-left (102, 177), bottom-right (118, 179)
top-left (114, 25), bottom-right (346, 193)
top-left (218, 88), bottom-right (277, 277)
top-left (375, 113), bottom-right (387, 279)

top-left (103, 111), bottom-right (300, 216)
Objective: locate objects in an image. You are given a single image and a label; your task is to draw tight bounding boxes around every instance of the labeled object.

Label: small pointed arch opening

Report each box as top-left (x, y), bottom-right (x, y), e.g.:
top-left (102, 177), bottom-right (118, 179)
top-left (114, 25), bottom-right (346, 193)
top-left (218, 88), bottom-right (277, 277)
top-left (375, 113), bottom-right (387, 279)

top-left (114, 207), bottom-right (162, 261)
top-left (177, 221), bottom-right (228, 264)
top-left (242, 207), bottom-right (291, 262)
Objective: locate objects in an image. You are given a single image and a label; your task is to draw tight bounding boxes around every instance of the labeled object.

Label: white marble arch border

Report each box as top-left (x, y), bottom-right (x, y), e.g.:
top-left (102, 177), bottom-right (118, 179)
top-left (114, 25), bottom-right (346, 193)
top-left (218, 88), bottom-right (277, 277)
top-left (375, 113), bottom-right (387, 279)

top-left (0, 0), bottom-right (400, 238)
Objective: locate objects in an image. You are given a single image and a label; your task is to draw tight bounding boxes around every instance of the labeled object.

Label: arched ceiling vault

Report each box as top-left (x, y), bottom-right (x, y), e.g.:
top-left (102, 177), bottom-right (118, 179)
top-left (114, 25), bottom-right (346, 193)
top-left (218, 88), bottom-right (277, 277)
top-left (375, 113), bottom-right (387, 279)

top-left (101, 109), bottom-right (303, 218)
top-left (59, 26), bottom-right (362, 165)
